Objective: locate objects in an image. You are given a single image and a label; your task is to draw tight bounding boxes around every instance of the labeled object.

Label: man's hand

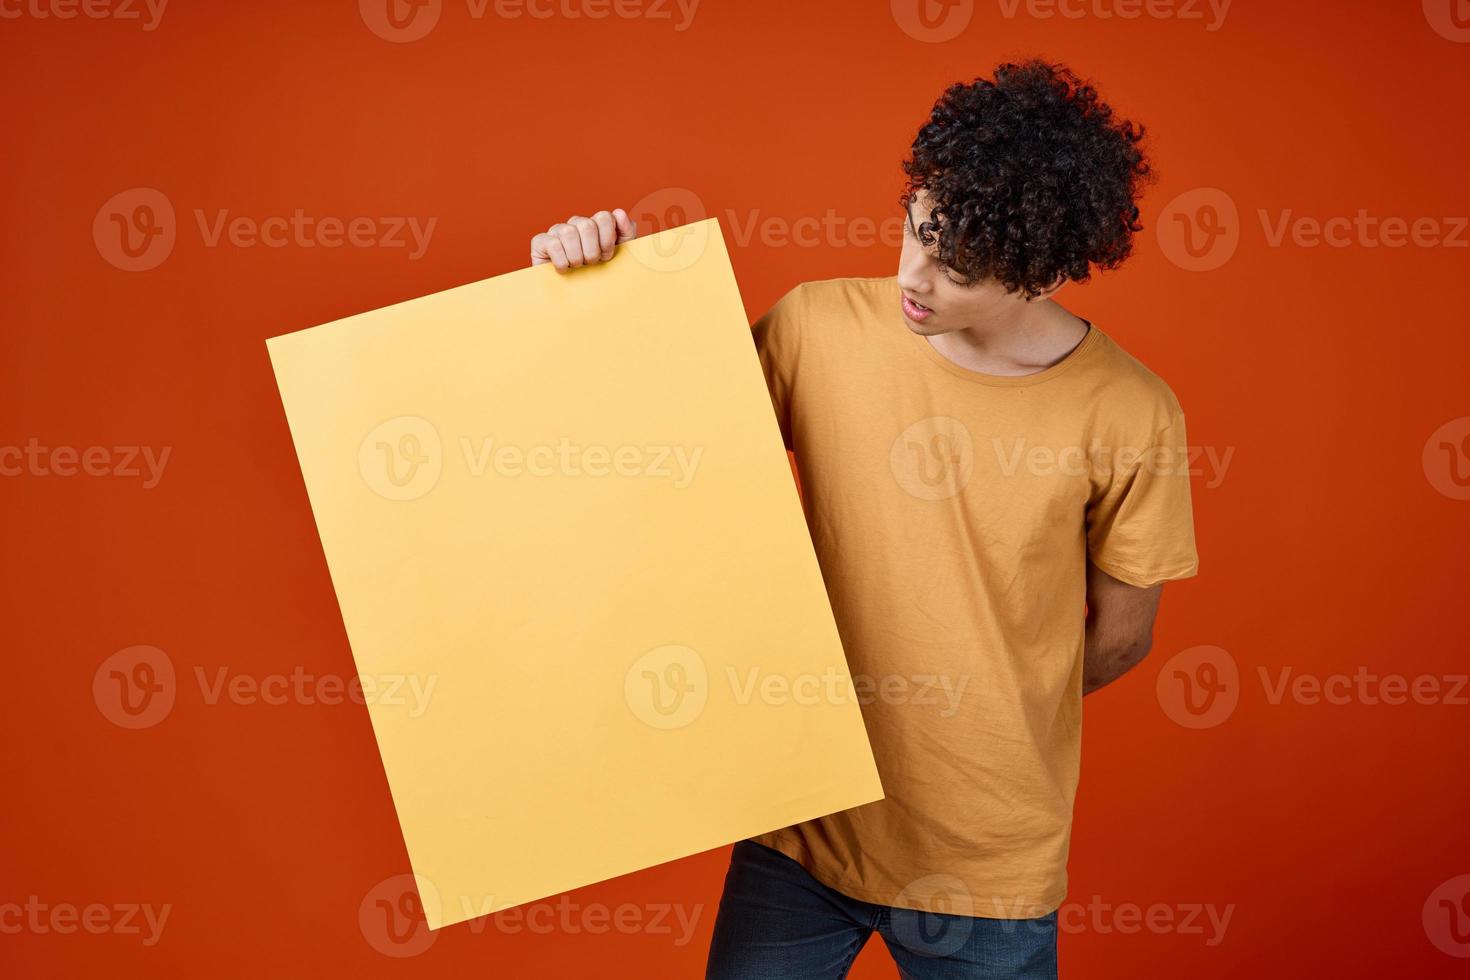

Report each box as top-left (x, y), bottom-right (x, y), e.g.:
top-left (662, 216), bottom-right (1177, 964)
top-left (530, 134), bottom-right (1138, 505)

top-left (531, 209), bottom-right (637, 271)
top-left (1082, 563), bottom-right (1163, 695)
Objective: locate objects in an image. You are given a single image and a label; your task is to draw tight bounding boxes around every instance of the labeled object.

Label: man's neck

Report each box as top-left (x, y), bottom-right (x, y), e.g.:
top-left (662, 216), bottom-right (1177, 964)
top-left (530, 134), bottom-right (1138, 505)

top-left (925, 299), bottom-right (1090, 377)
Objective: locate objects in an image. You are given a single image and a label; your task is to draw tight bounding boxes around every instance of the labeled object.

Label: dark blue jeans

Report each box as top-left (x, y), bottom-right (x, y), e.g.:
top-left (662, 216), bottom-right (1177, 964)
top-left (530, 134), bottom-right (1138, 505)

top-left (706, 841), bottom-right (1058, 979)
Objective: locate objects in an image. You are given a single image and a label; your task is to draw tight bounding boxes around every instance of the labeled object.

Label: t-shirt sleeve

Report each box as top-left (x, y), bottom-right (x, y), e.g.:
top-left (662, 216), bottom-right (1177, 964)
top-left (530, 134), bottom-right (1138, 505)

top-left (750, 286), bottom-right (803, 452)
top-left (1085, 412), bottom-right (1200, 588)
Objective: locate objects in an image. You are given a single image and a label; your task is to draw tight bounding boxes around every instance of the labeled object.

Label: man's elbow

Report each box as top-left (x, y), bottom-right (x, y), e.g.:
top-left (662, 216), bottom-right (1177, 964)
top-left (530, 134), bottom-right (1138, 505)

top-left (1119, 629), bottom-right (1154, 671)
top-left (1084, 630), bottom-right (1154, 693)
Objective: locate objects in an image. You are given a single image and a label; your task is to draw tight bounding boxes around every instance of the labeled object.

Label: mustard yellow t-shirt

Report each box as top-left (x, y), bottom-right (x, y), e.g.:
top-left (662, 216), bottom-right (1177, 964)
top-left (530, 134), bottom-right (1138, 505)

top-left (748, 276), bottom-right (1199, 918)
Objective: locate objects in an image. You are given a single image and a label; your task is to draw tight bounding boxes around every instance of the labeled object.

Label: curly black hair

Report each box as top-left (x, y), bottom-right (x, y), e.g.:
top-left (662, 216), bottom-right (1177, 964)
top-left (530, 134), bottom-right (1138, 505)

top-left (901, 59), bottom-right (1155, 299)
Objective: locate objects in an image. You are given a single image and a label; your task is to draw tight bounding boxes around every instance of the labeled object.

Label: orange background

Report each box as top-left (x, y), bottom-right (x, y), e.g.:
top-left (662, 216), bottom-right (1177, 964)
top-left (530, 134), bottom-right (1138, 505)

top-left (4, 0), bottom-right (1468, 976)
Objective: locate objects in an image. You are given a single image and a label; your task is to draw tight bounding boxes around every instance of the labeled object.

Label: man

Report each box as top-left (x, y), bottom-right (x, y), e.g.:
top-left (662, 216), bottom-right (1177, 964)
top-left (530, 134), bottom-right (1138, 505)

top-left (530, 58), bottom-right (1198, 980)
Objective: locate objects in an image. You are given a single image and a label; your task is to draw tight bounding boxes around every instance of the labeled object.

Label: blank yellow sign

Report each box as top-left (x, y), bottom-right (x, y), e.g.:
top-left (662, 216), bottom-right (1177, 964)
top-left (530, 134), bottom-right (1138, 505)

top-left (267, 219), bottom-right (882, 930)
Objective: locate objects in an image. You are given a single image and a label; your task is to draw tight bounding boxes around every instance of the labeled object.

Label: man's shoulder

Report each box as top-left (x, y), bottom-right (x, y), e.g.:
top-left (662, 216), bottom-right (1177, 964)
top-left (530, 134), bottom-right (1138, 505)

top-left (768, 276), bottom-right (894, 318)
top-left (757, 277), bottom-right (894, 349)
top-left (1081, 328), bottom-right (1188, 434)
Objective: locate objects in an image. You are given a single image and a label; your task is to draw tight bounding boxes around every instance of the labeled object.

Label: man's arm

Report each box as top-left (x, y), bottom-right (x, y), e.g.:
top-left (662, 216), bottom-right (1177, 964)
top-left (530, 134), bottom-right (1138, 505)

top-left (1082, 562), bottom-right (1163, 695)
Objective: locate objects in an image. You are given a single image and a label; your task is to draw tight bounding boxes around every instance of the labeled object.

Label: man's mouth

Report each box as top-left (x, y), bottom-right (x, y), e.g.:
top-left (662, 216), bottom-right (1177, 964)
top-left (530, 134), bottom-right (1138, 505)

top-left (901, 294), bottom-right (933, 323)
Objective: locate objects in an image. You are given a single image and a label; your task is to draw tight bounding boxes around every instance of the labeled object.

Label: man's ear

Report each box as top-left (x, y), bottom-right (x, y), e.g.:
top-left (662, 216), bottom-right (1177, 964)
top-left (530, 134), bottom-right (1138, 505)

top-left (1027, 275), bottom-right (1068, 302)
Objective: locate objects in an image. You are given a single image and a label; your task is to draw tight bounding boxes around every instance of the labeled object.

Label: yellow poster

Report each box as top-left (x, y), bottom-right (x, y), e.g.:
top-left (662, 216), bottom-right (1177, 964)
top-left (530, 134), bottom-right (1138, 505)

top-left (267, 219), bottom-right (883, 930)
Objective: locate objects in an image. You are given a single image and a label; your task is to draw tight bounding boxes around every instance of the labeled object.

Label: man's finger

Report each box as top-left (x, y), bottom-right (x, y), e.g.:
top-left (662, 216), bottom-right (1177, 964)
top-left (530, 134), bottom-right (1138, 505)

top-left (570, 216), bottom-right (601, 266)
top-left (552, 223), bottom-right (585, 266)
top-left (530, 232), bottom-right (554, 267)
top-left (544, 235), bottom-right (571, 271)
top-left (612, 208), bottom-right (637, 243)
top-left (591, 211), bottom-right (618, 260)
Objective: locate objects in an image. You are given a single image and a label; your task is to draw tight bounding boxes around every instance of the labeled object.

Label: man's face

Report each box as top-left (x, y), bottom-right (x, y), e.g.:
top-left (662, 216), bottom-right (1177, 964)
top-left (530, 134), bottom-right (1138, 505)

top-left (897, 188), bottom-right (1021, 336)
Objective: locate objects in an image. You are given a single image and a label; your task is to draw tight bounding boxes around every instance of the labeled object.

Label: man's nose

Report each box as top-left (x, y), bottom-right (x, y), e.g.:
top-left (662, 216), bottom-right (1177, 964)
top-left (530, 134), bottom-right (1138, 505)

top-left (896, 259), bottom-right (931, 296)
